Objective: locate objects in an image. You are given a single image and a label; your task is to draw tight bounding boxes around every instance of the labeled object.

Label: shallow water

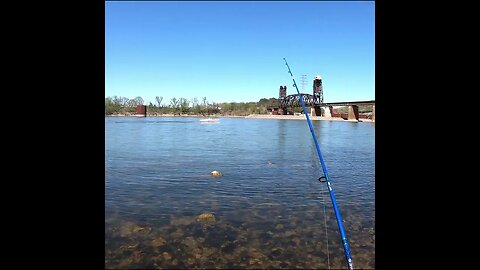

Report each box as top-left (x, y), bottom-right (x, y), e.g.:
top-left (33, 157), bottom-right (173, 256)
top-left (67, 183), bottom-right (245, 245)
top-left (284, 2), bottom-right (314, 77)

top-left (105, 116), bottom-right (375, 269)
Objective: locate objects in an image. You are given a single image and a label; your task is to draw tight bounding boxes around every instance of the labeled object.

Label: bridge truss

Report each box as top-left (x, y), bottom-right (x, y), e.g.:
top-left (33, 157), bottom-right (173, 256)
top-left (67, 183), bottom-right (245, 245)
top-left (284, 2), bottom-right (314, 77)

top-left (279, 93), bottom-right (321, 108)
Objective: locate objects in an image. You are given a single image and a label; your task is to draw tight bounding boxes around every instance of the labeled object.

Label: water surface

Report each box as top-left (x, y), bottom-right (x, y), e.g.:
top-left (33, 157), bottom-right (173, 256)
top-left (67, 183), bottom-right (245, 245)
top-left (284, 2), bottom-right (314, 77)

top-left (105, 117), bottom-right (375, 269)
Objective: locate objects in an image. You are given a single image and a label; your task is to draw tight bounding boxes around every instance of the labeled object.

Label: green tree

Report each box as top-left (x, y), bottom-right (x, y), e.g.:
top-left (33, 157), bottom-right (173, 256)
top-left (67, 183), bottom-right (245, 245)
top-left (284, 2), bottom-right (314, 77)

top-left (148, 102), bottom-right (156, 114)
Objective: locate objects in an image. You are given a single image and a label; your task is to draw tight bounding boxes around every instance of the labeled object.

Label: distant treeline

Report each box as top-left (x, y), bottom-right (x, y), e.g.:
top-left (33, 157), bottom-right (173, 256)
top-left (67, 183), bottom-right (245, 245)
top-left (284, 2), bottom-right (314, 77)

top-left (105, 96), bottom-right (373, 116)
top-left (105, 96), bottom-right (280, 116)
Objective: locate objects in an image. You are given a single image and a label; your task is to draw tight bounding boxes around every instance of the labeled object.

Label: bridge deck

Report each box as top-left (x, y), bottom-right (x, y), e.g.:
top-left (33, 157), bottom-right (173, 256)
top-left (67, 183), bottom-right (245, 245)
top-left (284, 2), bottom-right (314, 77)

top-left (267, 99), bottom-right (375, 109)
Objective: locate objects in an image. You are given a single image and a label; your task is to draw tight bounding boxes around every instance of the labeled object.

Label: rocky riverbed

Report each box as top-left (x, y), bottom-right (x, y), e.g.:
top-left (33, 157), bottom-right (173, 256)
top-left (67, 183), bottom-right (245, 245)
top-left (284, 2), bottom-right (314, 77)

top-left (105, 210), bottom-right (375, 269)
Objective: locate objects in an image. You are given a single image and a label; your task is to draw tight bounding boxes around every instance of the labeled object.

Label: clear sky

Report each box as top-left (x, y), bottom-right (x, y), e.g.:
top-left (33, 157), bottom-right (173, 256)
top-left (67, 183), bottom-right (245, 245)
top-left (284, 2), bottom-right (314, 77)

top-left (106, 1), bottom-right (375, 105)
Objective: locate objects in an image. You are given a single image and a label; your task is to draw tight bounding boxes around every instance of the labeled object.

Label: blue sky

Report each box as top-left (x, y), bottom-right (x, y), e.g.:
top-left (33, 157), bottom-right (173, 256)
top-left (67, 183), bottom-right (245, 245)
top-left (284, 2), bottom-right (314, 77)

top-left (106, 1), bottom-right (374, 105)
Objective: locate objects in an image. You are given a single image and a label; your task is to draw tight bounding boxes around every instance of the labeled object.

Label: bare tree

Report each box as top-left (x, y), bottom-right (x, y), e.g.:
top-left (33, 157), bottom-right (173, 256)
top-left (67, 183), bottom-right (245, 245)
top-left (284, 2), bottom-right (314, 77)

top-left (121, 97), bottom-right (130, 107)
top-left (113, 96), bottom-right (122, 106)
top-left (179, 98), bottom-right (190, 114)
top-left (155, 96), bottom-right (163, 107)
top-left (128, 99), bottom-right (137, 107)
top-left (191, 97), bottom-right (198, 108)
top-left (191, 97), bottom-right (200, 114)
top-left (133, 96), bottom-right (144, 105)
top-left (170, 98), bottom-right (178, 109)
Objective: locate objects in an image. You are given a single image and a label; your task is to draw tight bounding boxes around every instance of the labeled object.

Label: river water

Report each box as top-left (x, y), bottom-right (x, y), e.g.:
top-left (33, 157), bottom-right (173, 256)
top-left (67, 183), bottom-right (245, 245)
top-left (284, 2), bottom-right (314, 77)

top-left (105, 116), bottom-right (375, 269)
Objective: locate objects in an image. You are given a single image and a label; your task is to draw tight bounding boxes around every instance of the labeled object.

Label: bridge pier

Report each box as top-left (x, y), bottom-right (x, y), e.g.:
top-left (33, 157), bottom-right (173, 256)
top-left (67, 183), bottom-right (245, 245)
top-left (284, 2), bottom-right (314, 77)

top-left (324, 106), bottom-right (333, 117)
top-left (348, 105), bottom-right (359, 121)
top-left (311, 106), bottom-right (322, 116)
top-left (135, 105), bottom-right (147, 117)
top-left (372, 105), bottom-right (375, 122)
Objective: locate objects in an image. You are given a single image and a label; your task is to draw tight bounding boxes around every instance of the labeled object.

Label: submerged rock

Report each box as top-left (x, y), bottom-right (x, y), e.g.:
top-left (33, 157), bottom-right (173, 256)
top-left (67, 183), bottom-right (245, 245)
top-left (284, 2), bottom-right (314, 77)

top-left (171, 228), bottom-right (184, 238)
top-left (202, 247), bottom-right (218, 258)
top-left (285, 230), bottom-right (296, 237)
top-left (151, 237), bottom-right (166, 247)
top-left (196, 213), bottom-right (216, 223)
top-left (182, 236), bottom-right (199, 249)
top-left (121, 243), bottom-right (139, 250)
top-left (132, 224), bottom-right (152, 234)
top-left (118, 221), bottom-right (135, 237)
top-left (210, 170), bottom-right (223, 177)
top-left (170, 216), bottom-right (194, 226)
top-left (162, 252), bottom-right (172, 261)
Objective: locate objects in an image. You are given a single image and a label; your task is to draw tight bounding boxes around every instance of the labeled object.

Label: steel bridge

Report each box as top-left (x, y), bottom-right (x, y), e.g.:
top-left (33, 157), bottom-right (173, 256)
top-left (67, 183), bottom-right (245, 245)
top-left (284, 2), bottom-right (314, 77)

top-left (271, 77), bottom-right (375, 121)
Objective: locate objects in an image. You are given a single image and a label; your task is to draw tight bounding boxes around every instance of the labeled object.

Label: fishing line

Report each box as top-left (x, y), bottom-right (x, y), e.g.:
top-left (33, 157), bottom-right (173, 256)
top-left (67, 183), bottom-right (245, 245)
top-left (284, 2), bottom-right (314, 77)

top-left (319, 180), bottom-right (331, 269)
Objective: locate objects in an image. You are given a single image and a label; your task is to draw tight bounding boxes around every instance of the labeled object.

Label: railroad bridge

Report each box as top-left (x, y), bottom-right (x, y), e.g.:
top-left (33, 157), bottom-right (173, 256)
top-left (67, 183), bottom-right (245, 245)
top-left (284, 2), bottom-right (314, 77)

top-left (270, 76), bottom-right (375, 121)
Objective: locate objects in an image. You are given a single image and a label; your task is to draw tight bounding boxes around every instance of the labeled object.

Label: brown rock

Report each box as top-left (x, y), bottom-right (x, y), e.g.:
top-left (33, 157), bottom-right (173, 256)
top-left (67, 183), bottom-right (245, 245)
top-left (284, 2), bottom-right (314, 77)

top-left (132, 224), bottom-right (152, 234)
top-left (162, 252), bottom-right (172, 261)
top-left (196, 213), bottom-right (216, 223)
top-left (210, 170), bottom-right (223, 177)
top-left (151, 237), bottom-right (166, 247)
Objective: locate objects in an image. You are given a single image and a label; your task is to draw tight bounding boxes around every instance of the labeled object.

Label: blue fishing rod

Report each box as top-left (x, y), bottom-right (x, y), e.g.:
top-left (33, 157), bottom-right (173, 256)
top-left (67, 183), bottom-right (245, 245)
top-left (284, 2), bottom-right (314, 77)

top-left (283, 58), bottom-right (354, 270)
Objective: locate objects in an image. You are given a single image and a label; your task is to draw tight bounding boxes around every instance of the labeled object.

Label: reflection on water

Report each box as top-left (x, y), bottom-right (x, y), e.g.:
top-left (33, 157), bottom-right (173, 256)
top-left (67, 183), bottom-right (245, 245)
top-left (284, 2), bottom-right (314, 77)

top-left (105, 117), bottom-right (375, 269)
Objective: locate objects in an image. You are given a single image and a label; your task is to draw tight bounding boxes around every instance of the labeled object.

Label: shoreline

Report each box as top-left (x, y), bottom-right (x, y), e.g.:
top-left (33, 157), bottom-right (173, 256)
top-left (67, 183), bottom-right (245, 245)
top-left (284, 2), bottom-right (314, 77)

top-left (106, 114), bottom-right (373, 123)
top-left (244, 114), bottom-right (373, 122)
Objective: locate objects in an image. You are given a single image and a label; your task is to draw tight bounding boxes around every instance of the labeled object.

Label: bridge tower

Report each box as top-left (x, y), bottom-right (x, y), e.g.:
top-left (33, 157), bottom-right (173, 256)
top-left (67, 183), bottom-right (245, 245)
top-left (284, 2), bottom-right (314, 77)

top-left (279, 85), bottom-right (288, 115)
top-left (312, 75), bottom-right (324, 116)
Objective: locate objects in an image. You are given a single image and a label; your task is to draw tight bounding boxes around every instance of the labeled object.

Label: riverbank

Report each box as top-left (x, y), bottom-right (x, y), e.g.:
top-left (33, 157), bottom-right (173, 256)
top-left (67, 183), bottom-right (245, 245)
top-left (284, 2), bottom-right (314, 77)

top-left (107, 114), bottom-right (246, 118)
top-left (244, 114), bottom-right (373, 122)
top-left (106, 113), bottom-right (373, 122)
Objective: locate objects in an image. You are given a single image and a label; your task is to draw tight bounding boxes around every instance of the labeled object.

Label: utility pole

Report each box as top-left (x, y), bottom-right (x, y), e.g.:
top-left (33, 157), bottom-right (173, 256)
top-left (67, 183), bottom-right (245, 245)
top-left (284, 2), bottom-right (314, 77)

top-left (301, 74), bottom-right (307, 92)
